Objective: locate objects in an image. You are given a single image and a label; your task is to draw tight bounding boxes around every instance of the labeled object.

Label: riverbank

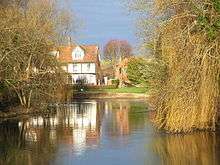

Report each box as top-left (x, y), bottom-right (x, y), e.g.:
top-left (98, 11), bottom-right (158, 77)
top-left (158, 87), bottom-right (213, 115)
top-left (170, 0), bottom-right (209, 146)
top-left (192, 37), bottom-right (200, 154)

top-left (72, 92), bottom-right (149, 99)
top-left (0, 106), bottom-right (55, 120)
top-left (71, 86), bottom-right (149, 99)
top-left (0, 87), bottom-right (149, 119)
top-left (95, 87), bottom-right (148, 94)
top-left (0, 93), bottom-right (149, 120)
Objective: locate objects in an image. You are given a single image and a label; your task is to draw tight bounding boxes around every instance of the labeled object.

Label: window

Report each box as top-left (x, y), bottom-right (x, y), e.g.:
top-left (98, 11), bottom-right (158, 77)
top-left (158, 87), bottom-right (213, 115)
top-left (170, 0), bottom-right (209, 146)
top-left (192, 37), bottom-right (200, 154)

top-left (72, 46), bottom-right (85, 60)
top-left (75, 51), bottom-right (81, 59)
top-left (73, 64), bottom-right (78, 72)
top-left (87, 63), bottom-right (90, 72)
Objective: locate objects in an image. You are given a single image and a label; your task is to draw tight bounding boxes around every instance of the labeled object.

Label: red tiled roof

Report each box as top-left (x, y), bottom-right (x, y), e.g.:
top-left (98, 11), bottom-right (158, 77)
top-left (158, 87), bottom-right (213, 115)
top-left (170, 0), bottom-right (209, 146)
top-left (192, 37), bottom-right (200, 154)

top-left (57, 44), bottom-right (99, 63)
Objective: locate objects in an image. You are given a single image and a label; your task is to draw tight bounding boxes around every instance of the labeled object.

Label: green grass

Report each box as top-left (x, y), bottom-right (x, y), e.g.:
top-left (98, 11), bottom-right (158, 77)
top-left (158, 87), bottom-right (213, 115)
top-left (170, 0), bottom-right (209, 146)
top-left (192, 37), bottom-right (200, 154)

top-left (87, 87), bottom-right (148, 94)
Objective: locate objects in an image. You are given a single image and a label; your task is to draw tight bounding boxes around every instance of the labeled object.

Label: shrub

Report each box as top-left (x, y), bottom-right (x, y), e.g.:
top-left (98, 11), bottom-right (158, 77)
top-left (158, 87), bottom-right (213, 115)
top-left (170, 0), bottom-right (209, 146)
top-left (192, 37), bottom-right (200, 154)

top-left (75, 78), bottom-right (88, 92)
top-left (111, 79), bottom-right (119, 87)
top-left (127, 58), bottom-right (145, 85)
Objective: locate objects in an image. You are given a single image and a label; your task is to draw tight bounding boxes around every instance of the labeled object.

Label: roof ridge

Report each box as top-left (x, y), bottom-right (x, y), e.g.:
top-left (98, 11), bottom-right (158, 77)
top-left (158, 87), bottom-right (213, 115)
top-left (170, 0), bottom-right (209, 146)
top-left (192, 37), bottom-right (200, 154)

top-left (57, 44), bottom-right (99, 48)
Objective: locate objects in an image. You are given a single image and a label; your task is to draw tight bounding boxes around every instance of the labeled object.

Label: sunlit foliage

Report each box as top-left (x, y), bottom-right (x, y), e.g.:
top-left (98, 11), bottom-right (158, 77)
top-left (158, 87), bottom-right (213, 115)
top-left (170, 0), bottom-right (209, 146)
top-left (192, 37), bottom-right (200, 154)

top-left (131, 0), bottom-right (220, 133)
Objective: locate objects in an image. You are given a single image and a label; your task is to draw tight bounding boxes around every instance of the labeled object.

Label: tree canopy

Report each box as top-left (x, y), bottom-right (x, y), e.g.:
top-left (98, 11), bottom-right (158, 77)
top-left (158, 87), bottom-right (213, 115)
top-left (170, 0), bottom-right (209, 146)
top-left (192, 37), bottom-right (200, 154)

top-left (103, 39), bottom-right (133, 64)
top-left (131, 0), bottom-right (220, 133)
top-left (0, 0), bottom-right (73, 109)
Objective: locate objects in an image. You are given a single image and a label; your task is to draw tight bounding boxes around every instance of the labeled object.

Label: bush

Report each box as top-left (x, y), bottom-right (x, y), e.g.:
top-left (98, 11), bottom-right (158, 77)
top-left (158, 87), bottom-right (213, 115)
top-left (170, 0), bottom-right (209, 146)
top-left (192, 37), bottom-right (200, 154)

top-left (0, 81), bottom-right (6, 93)
top-left (111, 79), bottom-right (119, 87)
top-left (127, 58), bottom-right (146, 85)
top-left (75, 78), bottom-right (88, 92)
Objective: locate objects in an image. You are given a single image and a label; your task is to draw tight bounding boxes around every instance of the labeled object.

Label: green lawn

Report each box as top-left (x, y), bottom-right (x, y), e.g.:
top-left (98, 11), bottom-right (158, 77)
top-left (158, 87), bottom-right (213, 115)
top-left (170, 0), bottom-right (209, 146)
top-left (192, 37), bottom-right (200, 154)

top-left (87, 87), bottom-right (148, 94)
top-left (103, 87), bottom-right (148, 94)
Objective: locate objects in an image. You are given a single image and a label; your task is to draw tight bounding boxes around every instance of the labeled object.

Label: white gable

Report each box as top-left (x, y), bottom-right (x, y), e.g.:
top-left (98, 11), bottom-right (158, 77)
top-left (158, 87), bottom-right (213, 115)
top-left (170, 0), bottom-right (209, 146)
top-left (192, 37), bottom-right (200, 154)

top-left (49, 50), bottom-right (59, 58)
top-left (72, 46), bottom-right (85, 60)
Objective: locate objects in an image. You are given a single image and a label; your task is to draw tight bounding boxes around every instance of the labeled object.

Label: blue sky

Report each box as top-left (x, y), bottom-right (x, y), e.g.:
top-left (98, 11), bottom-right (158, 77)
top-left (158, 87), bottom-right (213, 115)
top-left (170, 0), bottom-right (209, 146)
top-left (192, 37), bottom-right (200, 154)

top-left (68, 0), bottom-right (138, 50)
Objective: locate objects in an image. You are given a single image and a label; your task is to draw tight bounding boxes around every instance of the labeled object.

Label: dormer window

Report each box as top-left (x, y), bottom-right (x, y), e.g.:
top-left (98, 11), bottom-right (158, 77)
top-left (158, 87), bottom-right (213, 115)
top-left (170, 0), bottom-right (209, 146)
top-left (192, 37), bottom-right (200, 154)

top-left (75, 50), bottom-right (82, 59)
top-left (72, 46), bottom-right (84, 60)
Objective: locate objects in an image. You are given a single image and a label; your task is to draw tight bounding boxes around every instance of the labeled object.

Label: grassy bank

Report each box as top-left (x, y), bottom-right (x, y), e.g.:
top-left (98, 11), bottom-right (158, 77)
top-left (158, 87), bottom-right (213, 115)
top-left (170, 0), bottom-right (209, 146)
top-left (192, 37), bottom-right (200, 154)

top-left (84, 87), bottom-right (148, 94)
top-left (102, 87), bottom-right (148, 94)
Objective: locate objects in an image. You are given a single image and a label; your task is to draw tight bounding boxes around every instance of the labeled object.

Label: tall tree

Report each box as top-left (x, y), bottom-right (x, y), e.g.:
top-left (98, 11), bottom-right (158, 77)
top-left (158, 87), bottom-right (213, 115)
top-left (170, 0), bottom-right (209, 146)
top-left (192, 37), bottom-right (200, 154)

top-left (103, 39), bottom-right (133, 65)
top-left (130, 0), bottom-right (220, 133)
top-left (0, 0), bottom-right (73, 109)
top-left (0, 0), bottom-right (28, 7)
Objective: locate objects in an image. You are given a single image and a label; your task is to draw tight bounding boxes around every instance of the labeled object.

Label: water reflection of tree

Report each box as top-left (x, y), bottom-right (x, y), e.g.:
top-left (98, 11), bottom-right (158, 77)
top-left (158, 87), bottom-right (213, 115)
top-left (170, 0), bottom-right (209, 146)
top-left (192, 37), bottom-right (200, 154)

top-left (129, 102), bottom-right (148, 130)
top-left (104, 101), bottom-right (130, 136)
top-left (116, 102), bottom-right (130, 135)
top-left (0, 120), bottom-right (57, 165)
top-left (0, 120), bottom-right (21, 164)
top-left (154, 132), bottom-right (220, 165)
top-left (105, 100), bottom-right (148, 136)
top-left (0, 100), bottom-right (149, 164)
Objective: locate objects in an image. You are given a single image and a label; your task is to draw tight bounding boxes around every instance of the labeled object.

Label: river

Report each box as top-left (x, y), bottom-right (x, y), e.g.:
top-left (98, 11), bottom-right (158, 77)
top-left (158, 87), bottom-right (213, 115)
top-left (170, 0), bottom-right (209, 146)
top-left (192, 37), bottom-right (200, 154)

top-left (0, 99), bottom-right (219, 165)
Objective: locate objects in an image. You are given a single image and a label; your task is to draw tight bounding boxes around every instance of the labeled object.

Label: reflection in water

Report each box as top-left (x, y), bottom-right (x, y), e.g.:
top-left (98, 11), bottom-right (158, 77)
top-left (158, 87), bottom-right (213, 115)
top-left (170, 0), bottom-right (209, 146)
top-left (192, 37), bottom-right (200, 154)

top-left (0, 99), bottom-right (220, 165)
top-left (0, 120), bottom-right (57, 165)
top-left (154, 132), bottom-right (220, 165)
top-left (21, 101), bottom-right (102, 156)
top-left (0, 100), bottom-right (148, 165)
top-left (105, 101), bottom-right (130, 136)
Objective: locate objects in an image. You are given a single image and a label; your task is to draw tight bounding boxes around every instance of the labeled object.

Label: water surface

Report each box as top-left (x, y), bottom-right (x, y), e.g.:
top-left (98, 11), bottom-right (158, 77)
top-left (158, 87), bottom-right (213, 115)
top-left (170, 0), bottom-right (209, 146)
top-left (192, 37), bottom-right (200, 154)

top-left (0, 99), bottom-right (219, 165)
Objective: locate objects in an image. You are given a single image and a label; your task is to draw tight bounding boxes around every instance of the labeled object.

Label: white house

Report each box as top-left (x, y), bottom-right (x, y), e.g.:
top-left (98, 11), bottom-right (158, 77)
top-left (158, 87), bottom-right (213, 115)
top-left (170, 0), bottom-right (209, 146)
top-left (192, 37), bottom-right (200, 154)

top-left (53, 44), bottom-right (102, 85)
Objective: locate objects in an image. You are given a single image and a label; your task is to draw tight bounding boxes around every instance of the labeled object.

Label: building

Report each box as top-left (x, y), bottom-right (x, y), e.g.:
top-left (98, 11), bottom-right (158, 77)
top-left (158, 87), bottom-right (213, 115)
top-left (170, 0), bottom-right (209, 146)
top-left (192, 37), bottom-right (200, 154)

top-left (52, 44), bottom-right (102, 85)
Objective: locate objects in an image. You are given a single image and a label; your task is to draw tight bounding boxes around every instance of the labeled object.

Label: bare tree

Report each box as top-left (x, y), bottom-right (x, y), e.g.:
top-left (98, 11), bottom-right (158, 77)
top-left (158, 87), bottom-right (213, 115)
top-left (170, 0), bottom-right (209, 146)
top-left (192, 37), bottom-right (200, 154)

top-left (0, 0), bottom-right (73, 109)
top-left (103, 39), bottom-right (133, 65)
